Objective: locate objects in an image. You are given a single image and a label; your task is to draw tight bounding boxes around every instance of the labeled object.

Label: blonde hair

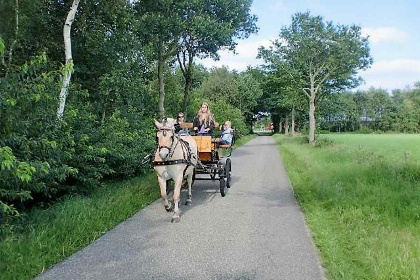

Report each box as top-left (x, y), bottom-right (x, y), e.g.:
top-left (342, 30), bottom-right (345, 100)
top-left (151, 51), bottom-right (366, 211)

top-left (197, 102), bottom-right (215, 125)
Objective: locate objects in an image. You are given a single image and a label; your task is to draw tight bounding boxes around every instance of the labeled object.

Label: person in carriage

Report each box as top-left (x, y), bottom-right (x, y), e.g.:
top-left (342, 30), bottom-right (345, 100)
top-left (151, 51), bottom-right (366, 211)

top-left (220, 120), bottom-right (233, 146)
top-left (193, 102), bottom-right (215, 136)
top-left (174, 112), bottom-right (189, 135)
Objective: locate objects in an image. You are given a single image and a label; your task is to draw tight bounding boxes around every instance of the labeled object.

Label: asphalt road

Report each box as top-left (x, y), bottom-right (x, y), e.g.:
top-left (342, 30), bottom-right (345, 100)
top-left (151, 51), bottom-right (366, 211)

top-left (36, 136), bottom-right (325, 280)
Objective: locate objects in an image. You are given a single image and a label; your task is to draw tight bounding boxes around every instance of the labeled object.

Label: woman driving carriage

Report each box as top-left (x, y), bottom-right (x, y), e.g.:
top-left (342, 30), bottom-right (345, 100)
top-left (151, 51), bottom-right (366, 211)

top-left (193, 102), bottom-right (215, 136)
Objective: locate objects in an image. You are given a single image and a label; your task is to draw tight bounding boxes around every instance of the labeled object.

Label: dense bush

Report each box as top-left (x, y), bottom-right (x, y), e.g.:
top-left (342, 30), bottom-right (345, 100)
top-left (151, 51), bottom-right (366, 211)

top-left (0, 55), bottom-right (156, 223)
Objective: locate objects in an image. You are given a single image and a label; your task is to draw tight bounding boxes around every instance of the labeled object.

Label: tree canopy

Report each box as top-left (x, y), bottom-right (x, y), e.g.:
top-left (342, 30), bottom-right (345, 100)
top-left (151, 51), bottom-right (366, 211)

top-left (259, 11), bottom-right (372, 143)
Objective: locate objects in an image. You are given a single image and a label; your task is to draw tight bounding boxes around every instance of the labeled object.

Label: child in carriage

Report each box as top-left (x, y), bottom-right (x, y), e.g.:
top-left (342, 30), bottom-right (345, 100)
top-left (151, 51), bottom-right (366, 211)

top-left (220, 121), bottom-right (233, 145)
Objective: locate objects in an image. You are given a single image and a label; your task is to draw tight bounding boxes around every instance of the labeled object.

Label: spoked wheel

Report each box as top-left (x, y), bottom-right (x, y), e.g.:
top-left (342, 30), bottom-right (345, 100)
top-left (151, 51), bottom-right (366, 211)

top-left (225, 158), bottom-right (232, 188)
top-left (219, 163), bottom-right (227, 197)
top-left (219, 176), bottom-right (226, 197)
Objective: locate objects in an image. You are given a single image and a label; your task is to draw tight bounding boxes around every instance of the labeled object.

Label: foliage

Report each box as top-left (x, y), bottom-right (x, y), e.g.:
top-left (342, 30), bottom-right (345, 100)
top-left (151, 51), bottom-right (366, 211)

top-left (210, 100), bottom-right (248, 139)
top-left (196, 67), bottom-right (262, 131)
top-left (318, 86), bottom-right (420, 133)
top-left (0, 0), bottom-right (259, 230)
top-left (0, 53), bottom-right (156, 225)
top-left (258, 11), bottom-right (372, 141)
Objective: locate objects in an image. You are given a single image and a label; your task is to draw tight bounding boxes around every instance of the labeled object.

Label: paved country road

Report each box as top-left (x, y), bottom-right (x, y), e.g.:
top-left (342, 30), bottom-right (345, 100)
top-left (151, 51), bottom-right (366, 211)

top-left (36, 136), bottom-right (325, 280)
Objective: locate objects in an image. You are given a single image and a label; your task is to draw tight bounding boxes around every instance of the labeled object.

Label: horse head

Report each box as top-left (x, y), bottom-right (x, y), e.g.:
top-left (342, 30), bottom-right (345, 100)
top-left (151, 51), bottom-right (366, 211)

top-left (154, 118), bottom-right (176, 160)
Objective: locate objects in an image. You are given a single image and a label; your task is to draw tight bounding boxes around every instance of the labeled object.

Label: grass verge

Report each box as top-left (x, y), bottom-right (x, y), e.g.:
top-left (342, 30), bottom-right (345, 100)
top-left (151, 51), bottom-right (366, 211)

top-left (0, 174), bottom-right (160, 280)
top-left (0, 133), bottom-right (256, 280)
top-left (275, 134), bottom-right (419, 280)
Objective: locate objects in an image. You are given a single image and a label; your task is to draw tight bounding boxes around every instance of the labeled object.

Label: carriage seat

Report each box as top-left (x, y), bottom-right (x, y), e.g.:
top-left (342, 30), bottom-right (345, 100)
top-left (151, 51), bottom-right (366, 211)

top-left (180, 122), bottom-right (220, 129)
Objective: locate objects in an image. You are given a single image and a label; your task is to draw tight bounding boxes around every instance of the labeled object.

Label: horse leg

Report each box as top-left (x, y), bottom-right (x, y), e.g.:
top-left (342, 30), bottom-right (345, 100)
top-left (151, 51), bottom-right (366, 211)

top-left (171, 177), bottom-right (183, 223)
top-left (185, 168), bottom-right (194, 206)
top-left (158, 176), bottom-right (172, 212)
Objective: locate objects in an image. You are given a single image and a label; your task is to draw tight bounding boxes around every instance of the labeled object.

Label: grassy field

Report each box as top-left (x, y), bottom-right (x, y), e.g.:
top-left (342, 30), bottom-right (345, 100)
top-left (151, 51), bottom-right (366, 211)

top-left (0, 134), bottom-right (256, 280)
top-left (275, 134), bottom-right (420, 280)
top-left (324, 134), bottom-right (420, 166)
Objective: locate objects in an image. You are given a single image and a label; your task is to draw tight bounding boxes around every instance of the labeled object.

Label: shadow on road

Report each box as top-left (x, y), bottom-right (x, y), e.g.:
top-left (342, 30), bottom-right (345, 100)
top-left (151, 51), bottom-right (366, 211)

top-left (253, 131), bottom-right (274, 136)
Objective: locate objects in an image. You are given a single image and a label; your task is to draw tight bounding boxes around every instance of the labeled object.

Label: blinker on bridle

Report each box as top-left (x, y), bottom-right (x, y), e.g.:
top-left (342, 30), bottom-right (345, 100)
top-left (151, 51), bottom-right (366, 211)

top-left (157, 128), bottom-right (175, 154)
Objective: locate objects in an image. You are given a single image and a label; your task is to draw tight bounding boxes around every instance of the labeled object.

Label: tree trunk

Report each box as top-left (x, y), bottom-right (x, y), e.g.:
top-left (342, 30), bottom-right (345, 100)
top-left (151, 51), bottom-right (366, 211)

top-left (308, 95), bottom-right (316, 145)
top-left (57, 0), bottom-right (79, 120)
top-left (179, 50), bottom-right (194, 117)
top-left (182, 66), bottom-right (192, 115)
top-left (4, 0), bottom-right (19, 77)
top-left (284, 116), bottom-right (289, 135)
top-left (157, 41), bottom-right (165, 119)
top-left (272, 114), bottom-right (280, 133)
top-left (291, 105), bottom-right (295, 136)
top-left (279, 120), bottom-right (283, 133)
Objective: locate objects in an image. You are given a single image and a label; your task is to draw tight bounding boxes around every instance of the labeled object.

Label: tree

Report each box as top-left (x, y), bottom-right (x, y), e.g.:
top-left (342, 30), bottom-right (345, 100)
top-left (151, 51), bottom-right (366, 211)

top-left (259, 12), bottom-right (372, 144)
top-left (57, 0), bottom-right (80, 119)
top-left (176, 0), bottom-right (258, 114)
top-left (135, 0), bottom-right (183, 118)
top-left (199, 67), bottom-right (239, 102)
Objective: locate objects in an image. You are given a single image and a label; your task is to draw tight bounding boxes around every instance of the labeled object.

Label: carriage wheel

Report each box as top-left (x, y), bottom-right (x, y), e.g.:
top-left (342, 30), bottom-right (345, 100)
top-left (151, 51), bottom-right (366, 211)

top-left (220, 177), bottom-right (226, 197)
top-left (226, 159), bottom-right (232, 188)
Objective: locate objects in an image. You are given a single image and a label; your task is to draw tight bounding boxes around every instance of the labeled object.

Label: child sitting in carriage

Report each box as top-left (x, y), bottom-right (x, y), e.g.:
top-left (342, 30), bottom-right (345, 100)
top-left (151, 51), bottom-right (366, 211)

top-left (220, 121), bottom-right (233, 145)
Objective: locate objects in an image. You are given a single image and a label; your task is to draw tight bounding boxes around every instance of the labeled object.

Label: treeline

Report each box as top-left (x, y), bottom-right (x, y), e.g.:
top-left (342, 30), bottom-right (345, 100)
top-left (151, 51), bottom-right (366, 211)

top-left (319, 86), bottom-right (420, 133)
top-left (263, 85), bottom-right (420, 135)
top-left (255, 11), bottom-right (419, 138)
top-left (0, 0), bottom-right (258, 223)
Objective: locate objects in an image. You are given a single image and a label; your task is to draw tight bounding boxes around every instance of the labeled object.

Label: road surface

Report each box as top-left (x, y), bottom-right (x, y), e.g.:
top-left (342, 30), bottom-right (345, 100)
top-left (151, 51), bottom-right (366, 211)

top-left (36, 136), bottom-right (325, 280)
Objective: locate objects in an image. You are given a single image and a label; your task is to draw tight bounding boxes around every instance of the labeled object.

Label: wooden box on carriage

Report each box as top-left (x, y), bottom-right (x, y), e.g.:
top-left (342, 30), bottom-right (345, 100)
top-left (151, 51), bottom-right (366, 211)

top-left (193, 136), bottom-right (212, 152)
top-left (193, 136), bottom-right (212, 161)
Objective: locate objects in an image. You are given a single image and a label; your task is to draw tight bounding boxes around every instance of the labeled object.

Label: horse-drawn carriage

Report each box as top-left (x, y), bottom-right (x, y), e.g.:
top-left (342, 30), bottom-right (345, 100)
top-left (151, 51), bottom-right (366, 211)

top-left (181, 123), bottom-right (233, 197)
top-left (153, 118), bottom-right (234, 222)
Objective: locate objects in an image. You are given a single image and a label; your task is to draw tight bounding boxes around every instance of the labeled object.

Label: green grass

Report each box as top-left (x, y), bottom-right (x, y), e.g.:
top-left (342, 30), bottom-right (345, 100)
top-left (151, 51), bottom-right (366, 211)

top-left (0, 133), bottom-right (256, 280)
top-left (275, 134), bottom-right (420, 280)
top-left (0, 175), bottom-right (161, 280)
top-left (324, 134), bottom-right (420, 166)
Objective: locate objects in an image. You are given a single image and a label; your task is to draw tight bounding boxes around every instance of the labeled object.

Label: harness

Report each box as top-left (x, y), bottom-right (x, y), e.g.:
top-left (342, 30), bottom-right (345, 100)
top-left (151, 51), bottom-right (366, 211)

top-left (153, 131), bottom-right (196, 177)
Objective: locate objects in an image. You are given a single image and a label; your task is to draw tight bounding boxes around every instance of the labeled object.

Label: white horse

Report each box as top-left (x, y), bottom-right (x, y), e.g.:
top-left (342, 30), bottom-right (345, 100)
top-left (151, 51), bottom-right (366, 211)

top-left (153, 118), bottom-right (198, 223)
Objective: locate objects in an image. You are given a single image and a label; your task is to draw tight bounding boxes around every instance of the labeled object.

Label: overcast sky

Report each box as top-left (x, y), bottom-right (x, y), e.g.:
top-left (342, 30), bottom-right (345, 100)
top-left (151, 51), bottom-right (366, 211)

top-left (198, 0), bottom-right (420, 91)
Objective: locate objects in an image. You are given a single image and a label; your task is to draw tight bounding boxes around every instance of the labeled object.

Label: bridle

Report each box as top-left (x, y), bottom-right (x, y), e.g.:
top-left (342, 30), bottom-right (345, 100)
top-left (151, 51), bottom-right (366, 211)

top-left (156, 128), bottom-right (176, 156)
top-left (154, 126), bottom-right (195, 170)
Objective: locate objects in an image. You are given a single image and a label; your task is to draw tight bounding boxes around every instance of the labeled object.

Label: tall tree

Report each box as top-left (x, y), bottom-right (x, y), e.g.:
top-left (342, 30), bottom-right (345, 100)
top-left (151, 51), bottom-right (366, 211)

top-left (259, 12), bottom-right (372, 144)
top-left (57, 0), bottom-right (80, 119)
top-left (135, 0), bottom-right (182, 118)
top-left (0, 0), bottom-right (19, 76)
top-left (176, 0), bottom-right (258, 114)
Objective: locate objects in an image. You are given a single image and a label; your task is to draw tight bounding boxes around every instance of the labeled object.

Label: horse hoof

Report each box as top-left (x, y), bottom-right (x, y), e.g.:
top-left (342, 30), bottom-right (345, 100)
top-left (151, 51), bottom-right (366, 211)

top-left (171, 216), bottom-right (181, 223)
top-left (185, 200), bottom-right (192, 206)
top-left (165, 201), bottom-right (173, 212)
